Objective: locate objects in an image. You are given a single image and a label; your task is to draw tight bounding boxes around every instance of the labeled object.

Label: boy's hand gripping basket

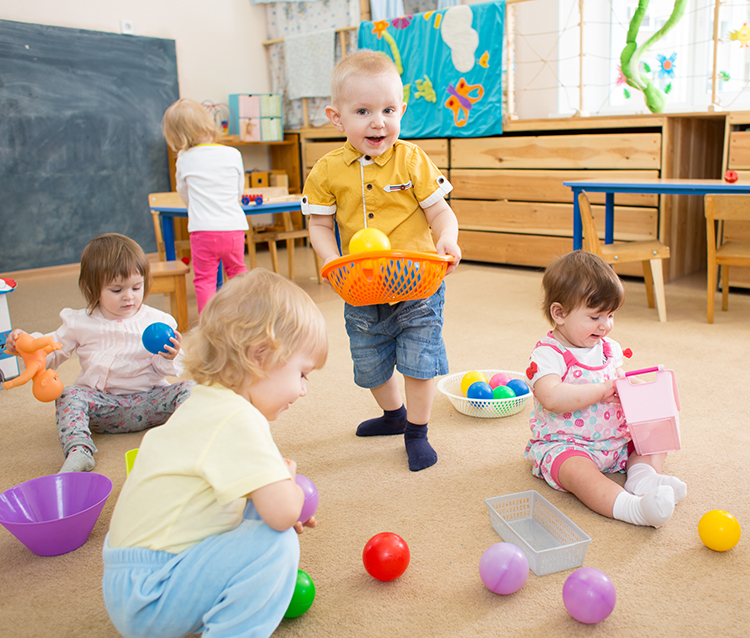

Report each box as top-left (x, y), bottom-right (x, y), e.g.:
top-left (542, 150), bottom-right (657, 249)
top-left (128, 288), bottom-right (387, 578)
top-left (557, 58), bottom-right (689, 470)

top-left (614, 365), bottom-right (681, 455)
top-left (321, 251), bottom-right (453, 306)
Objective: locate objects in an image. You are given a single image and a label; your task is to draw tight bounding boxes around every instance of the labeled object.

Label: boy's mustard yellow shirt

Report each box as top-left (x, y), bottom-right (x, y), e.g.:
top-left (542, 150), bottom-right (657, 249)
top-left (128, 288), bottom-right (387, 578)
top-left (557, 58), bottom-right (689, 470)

top-left (302, 139), bottom-right (453, 254)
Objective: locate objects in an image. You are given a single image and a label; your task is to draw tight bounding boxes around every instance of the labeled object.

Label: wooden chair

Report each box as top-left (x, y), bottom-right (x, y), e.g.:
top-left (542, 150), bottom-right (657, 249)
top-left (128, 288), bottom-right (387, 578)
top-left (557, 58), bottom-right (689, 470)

top-left (578, 191), bottom-right (670, 322)
top-left (150, 261), bottom-right (190, 333)
top-left (149, 192), bottom-right (191, 262)
top-left (704, 194), bottom-right (750, 323)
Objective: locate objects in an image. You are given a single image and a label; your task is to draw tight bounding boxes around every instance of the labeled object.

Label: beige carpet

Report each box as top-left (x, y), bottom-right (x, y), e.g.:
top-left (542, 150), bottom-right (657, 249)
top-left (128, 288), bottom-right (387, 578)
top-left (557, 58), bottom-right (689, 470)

top-left (1, 247), bottom-right (749, 638)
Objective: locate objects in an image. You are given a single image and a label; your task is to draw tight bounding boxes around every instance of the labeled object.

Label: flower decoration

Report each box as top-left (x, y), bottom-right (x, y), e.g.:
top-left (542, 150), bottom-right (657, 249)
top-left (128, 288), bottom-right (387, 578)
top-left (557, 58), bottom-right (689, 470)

top-left (372, 20), bottom-right (389, 39)
top-left (656, 52), bottom-right (677, 78)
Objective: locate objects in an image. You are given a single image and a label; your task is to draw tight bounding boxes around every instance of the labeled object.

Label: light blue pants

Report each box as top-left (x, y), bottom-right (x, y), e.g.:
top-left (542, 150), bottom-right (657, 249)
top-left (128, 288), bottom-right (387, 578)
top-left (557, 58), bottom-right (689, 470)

top-left (102, 502), bottom-right (300, 638)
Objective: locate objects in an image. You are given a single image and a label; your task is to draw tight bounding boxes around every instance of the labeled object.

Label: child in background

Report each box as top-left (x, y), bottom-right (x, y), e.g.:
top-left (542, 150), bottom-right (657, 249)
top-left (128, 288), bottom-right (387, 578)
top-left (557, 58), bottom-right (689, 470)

top-left (162, 98), bottom-right (248, 313)
top-left (102, 269), bottom-right (327, 638)
top-left (524, 251), bottom-right (686, 527)
top-left (6, 234), bottom-right (193, 473)
top-left (302, 50), bottom-right (461, 472)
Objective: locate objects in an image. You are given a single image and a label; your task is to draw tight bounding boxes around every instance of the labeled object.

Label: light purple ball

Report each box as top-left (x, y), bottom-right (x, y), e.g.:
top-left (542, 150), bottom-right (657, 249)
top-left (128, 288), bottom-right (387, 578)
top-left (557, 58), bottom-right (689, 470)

top-left (479, 542), bottom-right (529, 595)
top-left (563, 567), bottom-right (616, 624)
top-left (296, 474), bottom-right (318, 523)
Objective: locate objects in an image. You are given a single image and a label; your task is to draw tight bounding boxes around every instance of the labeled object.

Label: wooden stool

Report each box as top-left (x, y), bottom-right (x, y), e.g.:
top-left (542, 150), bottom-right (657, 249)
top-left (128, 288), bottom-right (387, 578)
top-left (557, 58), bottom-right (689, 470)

top-left (247, 209), bottom-right (322, 283)
top-left (150, 261), bottom-right (190, 333)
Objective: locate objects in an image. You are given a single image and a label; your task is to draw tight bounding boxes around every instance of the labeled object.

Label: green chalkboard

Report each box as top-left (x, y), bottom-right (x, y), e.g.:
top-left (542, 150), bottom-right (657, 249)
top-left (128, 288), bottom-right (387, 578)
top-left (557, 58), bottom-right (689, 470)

top-left (0, 20), bottom-right (179, 271)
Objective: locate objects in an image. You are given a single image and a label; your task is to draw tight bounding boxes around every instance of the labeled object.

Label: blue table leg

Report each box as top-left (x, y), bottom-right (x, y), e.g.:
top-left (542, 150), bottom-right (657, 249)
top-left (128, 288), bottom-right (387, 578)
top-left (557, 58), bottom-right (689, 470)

top-left (162, 215), bottom-right (176, 261)
top-left (572, 188), bottom-right (582, 250)
top-left (605, 193), bottom-right (615, 245)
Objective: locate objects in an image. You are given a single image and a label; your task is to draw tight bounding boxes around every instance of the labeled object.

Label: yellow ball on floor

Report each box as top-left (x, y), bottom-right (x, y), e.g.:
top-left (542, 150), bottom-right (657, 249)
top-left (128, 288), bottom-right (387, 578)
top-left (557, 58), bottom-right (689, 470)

top-left (698, 509), bottom-right (741, 552)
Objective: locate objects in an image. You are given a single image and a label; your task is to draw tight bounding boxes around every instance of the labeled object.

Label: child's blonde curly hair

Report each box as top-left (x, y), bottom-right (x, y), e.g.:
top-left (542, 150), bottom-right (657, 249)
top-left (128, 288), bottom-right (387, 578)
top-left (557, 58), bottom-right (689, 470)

top-left (162, 98), bottom-right (219, 153)
top-left (183, 269), bottom-right (328, 392)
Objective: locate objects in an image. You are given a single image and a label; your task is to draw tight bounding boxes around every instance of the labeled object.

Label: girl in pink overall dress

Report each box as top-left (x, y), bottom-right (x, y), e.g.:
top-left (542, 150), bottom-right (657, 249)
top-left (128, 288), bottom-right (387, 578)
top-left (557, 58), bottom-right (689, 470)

top-left (524, 251), bottom-right (686, 528)
top-left (525, 334), bottom-right (631, 489)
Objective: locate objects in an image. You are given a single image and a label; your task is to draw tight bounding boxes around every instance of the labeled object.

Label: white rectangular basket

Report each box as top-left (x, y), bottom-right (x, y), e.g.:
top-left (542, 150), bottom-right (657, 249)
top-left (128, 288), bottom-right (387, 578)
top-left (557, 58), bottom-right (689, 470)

top-left (485, 490), bottom-right (591, 576)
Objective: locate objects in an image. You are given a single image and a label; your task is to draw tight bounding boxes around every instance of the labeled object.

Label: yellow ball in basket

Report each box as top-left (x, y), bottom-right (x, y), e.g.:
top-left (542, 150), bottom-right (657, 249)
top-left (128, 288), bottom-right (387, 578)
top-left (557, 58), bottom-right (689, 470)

top-left (461, 371), bottom-right (488, 396)
top-left (349, 228), bottom-right (391, 254)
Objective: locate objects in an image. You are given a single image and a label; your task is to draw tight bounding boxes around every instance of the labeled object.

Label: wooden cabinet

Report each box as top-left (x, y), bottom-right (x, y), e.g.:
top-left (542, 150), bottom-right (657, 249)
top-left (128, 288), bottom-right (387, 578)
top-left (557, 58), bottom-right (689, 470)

top-left (722, 112), bottom-right (750, 287)
top-left (452, 114), bottom-right (724, 281)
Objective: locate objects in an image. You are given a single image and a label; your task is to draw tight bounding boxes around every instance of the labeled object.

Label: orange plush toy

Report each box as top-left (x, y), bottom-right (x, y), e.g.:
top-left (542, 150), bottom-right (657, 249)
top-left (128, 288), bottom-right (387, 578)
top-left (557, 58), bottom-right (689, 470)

top-left (2, 333), bottom-right (64, 402)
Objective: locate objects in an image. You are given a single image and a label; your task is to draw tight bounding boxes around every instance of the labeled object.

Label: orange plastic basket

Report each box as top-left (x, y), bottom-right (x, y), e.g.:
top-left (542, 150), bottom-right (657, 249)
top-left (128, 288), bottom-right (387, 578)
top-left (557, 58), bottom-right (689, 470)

top-left (321, 251), bottom-right (453, 306)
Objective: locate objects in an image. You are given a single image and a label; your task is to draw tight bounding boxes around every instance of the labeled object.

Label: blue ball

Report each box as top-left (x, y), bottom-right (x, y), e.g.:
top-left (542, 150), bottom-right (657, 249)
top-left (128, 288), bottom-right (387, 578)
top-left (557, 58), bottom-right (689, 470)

top-left (506, 378), bottom-right (530, 396)
top-left (467, 381), bottom-right (494, 400)
top-left (142, 322), bottom-right (175, 354)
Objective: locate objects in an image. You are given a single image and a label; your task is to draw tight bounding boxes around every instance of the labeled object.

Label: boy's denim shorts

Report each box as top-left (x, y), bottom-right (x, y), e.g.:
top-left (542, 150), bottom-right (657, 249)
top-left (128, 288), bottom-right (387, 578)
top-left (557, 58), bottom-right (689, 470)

top-left (344, 282), bottom-right (448, 388)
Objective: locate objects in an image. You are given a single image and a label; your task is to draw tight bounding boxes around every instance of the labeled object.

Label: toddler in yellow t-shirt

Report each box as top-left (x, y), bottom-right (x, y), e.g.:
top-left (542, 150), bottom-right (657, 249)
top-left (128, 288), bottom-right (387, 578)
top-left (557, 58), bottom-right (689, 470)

top-left (102, 269), bottom-right (327, 638)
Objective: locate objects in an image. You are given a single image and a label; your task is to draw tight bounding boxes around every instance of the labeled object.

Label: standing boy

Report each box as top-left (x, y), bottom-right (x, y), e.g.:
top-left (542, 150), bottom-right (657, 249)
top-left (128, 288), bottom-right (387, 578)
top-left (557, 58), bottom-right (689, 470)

top-left (302, 50), bottom-right (461, 471)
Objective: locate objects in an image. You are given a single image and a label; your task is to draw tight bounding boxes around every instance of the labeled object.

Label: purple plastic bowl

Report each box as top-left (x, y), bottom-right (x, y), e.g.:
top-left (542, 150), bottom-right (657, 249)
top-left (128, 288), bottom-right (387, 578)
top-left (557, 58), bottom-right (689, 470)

top-left (0, 472), bottom-right (113, 556)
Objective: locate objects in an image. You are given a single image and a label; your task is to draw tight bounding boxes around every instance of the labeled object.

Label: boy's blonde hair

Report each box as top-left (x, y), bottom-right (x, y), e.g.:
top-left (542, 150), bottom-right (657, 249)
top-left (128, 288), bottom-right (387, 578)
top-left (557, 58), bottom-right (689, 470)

top-left (542, 250), bottom-right (624, 325)
top-left (162, 98), bottom-right (219, 152)
top-left (78, 233), bottom-right (151, 313)
top-left (183, 269), bottom-right (328, 391)
top-left (330, 50), bottom-right (402, 106)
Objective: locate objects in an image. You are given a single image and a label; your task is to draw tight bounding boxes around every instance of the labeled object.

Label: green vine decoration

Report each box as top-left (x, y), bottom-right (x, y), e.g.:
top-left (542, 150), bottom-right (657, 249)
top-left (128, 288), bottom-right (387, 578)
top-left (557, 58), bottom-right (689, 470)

top-left (620, 0), bottom-right (687, 113)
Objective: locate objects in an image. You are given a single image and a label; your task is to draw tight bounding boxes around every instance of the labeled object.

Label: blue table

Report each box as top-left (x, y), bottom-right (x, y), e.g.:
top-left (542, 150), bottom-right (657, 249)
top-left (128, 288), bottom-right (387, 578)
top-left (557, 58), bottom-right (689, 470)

top-left (564, 178), bottom-right (750, 250)
top-left (150, 198), bottom-right (303, 261)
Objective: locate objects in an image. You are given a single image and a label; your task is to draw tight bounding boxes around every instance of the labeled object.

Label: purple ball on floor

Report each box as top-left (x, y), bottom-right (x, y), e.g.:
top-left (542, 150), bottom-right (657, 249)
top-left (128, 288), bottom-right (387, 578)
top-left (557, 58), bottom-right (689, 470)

top-left (563, 567), bottom-right (616, 624)
top-left (479, 543), bottom-right (529, 595)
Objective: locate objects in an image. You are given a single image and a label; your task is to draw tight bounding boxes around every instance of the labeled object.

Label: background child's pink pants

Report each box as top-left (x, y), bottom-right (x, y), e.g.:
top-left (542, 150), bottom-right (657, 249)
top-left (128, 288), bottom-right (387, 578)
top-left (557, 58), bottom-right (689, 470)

top-left (190, 230), bottom-right (247, 313)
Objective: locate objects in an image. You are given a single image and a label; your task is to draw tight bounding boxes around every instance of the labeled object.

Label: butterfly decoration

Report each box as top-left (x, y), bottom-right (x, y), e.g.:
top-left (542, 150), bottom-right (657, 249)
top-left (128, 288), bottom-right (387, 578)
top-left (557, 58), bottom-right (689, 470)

top-left (444, 78), bottom-right (484, 127)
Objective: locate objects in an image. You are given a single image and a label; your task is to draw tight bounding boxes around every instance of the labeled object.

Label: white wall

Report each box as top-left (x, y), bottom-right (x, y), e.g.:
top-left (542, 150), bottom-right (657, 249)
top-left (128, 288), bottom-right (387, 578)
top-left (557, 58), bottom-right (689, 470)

top-left (1, 0), bottom-right (273, 167)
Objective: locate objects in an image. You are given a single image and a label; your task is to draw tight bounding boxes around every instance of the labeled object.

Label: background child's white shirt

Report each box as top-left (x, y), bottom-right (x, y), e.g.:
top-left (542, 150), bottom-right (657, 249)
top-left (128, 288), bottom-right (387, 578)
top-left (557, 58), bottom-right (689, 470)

top-left (529, 336), bottom-right (624, 388)
top-left (42, 305), bottom-right (183, 394)
top-left (175, 145), bottom-right (248, 233)
top-left (107, 384), bottom-right (291, 554)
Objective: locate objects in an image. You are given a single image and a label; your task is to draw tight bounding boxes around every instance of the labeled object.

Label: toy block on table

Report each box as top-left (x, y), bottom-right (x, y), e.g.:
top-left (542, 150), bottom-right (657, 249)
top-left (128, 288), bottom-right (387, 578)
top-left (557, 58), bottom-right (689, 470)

top-left (614, 366), bottom-right (681, 455)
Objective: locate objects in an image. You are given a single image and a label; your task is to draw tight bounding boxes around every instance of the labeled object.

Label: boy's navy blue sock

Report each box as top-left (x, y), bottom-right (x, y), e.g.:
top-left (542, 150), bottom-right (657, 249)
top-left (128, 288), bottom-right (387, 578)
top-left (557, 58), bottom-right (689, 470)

top-left (404, 421), bottom-right (437, 472)
top-left (356, 405), bottom-right (407, 437)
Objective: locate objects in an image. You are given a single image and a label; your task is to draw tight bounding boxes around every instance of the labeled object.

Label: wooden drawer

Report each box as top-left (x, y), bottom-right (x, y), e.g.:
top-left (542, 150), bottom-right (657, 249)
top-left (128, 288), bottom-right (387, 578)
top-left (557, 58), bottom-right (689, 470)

top-left (728, 131), bottom-right (750, 169)
top-left (459, 230), bottom-right (643, 277)
top-left (450, 169), bottom-right (659, 206)
top-left (304, 138), bottom-right (449, 170)
top-left (453, 200), bottom-right (658, 241)
top-left (451, 133), bottom-right (662, 170)
top-left (404, 138), bottom-right (448, 169)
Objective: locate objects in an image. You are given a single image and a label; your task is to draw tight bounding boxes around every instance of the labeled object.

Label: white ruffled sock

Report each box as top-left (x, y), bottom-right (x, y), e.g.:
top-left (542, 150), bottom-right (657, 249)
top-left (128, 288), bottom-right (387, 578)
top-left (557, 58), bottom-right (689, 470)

top-left (624, 463), bottom-right (687, 502)
top-left (612, 486), bottom-right (674, 527)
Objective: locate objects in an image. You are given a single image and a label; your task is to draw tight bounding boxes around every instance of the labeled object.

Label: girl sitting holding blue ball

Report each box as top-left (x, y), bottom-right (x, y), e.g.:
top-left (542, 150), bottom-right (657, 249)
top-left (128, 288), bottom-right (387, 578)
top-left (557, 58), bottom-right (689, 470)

top-left (6, 233), bottom-right (193, 473)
